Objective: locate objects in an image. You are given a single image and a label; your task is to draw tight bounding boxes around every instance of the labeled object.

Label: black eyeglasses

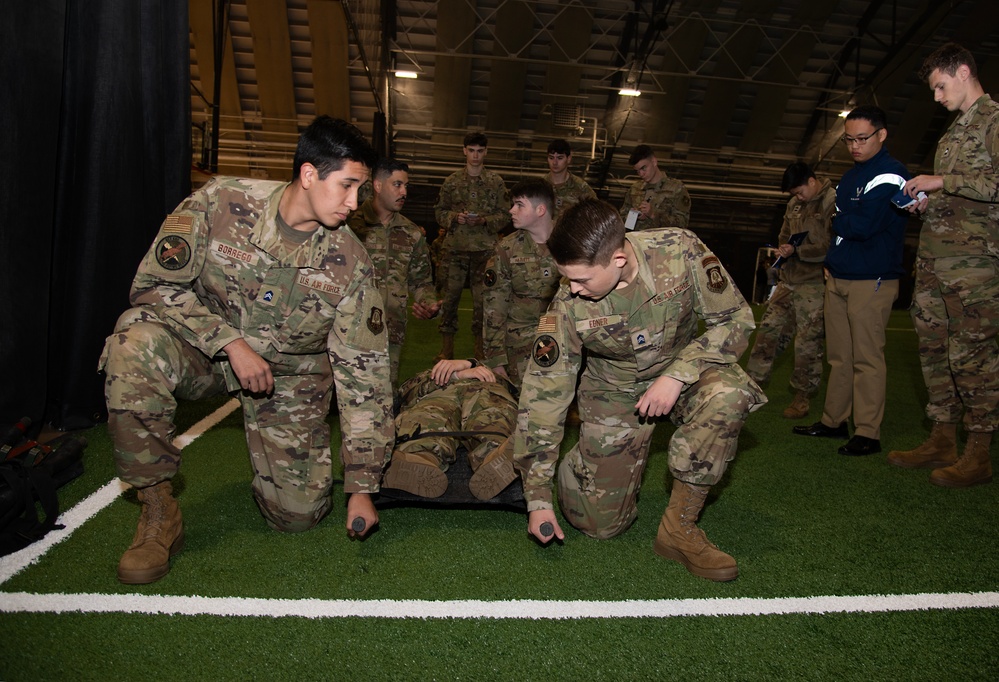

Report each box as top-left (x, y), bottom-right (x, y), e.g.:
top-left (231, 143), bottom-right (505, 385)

top-left (841, 128), bottom-right (883, 146)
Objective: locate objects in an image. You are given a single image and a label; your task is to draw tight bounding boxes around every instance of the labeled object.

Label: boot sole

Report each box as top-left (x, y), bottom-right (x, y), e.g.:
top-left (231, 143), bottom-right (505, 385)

top-left (383, 461), bottom-right (448, 497)
top-left (117, 531), bottom-right (185, 585)
top-left (653, 539), bottom-right (738, 582)
top-left (886, 455), bottom-right (957, 470)
top-left (469, 457), bottom-right (517, 500)
top-left (929, 473), bottom-right (993, 488)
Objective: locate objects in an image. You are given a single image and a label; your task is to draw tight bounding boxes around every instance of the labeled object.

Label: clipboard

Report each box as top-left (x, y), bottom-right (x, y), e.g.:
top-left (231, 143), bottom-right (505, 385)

top-left (771, 231), bottom-right (808, 269)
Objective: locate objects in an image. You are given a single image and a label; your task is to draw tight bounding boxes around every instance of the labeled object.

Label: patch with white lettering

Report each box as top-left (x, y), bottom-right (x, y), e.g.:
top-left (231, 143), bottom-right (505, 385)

top-left (211, 240), bottom-right (259, 266)
top-left (702, 255), bottom-right (728, 294)
top-left (576, 314), bottom-right (623, 332)
top-left (510, 256), bottom-right (536, 264)
top-left (155, 235), bottom-right (191, 270)
top-left (367, 307), bottom-right (385, 335)
top-left (533, 335), bottom-right (560, 367)
top-left (297, 273), bottom-right (344, 296)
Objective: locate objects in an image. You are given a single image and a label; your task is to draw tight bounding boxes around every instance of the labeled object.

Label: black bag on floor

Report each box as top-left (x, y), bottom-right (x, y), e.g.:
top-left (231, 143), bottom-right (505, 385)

top-left (0, 419), bottom-right (86, 556)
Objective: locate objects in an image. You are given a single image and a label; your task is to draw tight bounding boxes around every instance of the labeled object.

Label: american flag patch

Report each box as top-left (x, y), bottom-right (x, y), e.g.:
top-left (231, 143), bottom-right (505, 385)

top-left (536, 314), bottom-right (558, 334)
top-left (162, 215), bottom-right (194, 234)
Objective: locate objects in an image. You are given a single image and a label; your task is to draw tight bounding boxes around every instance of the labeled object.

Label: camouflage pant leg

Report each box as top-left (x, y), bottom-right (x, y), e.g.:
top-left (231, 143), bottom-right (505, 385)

top-left (556, 418), bottom-right (657, 539)
top-left (386, 314), bottom-right (406, 388)
top-left (668, 364), bottom-right (765, 486)
top-left (394, 389), bottom-right (463, 468)
top-left (912, 256), bottom-right (999, 430)
top-left (439, 249), bottom-right (472, 335)
top-left (789, 282), bottom-right (826, 395)
top-left (102, 314), bottom-right (226, 487)
top-left (459, 381), bottom-right (517, 470)
top-left (241, 366), bottom-right (336, 533)
top-left (745, 283), bottom-right (795, 384)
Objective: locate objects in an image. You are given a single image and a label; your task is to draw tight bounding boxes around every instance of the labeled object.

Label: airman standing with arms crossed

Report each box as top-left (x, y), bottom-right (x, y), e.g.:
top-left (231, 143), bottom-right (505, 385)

top-left (513, 199), bottom-right (765, 582)
top-left (100, 116), bottom-right (394, 584)
top-left (545, 139), bottom-right (596, 223)
top-left (889, 43), bottom-right (999, 487)
top-left (619, 145), bottom-right (691, 230)
top-left (349, 158), bottom-right (441, 387)
top-left (433, 132), bottom-right (509, 361)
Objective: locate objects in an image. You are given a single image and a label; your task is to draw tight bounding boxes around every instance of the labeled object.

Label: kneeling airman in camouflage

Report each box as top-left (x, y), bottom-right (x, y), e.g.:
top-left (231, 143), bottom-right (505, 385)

top-left (514, 199), bottom-right (765, 582)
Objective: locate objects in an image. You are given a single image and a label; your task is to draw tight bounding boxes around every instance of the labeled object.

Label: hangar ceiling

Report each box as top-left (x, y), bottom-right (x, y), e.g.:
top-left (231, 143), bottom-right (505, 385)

top-left (188, 0), bottom-right (999, 243)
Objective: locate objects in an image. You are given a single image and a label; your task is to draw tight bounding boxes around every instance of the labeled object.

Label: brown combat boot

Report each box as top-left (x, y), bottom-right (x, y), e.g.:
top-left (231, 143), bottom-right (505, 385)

top-left (929, 431), bottom-right (993, 488)
top-left (434, 334), bottom-right (455, 362)
top-left (383, 451), bottom-right (448, 497)
top-left (653, 479), bottom-right (738, 582)
top-left (887, 422), bottom-right (958, 469)
top-left (117, 481), bottom-right (184, 585)
top-left (469, 437), bottom-right (516, 500)
top-left (782, 392), bottom-right (810, 420)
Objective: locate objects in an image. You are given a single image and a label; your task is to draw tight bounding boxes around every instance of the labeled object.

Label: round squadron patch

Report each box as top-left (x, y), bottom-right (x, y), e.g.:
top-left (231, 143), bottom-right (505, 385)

top-left (532, 334), bottom-right (560, 367)
top-left (484, 269), bottom-right (497, 287)
top-left (702, 256), bottom-right (728, 294)
top-left (156, 235), bottom-right (191, 270)
top-left (367, 307), bottom-right (385, 335)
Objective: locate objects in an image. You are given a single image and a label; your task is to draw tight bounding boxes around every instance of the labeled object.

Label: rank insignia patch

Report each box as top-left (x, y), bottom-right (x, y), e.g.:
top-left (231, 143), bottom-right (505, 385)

top-left (367, 307), bottom-right (385, 335)
top-left (156, 235), bottom-right (191, 270)
top-left (533, 334), bottom-right (560, 367)
top-left (484, 269), bottom-right (496, 287)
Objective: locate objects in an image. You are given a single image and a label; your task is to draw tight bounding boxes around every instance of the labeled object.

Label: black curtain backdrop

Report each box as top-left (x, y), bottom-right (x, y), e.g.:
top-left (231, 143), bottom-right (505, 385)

top-left (0, 0), bottom-right (190, 431)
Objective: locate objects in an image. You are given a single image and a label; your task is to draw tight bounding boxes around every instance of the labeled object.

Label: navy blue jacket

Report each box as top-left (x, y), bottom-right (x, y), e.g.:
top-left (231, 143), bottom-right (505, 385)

top-left (826, 147), bottom-right (909, 281)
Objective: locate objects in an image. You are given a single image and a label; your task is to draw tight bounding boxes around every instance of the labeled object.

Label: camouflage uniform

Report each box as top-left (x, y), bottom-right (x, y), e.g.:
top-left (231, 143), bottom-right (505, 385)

top-left (548, 172), bottom-right (596, 223)
top-left (513, 229), bottom-right (766, 538)
top-left (912, 94), bottom-right (999, 431)
top-left (433, 168), bottom-right (510, 336)
top-left (481, 230), bottom-right (562, 388)
top-left (747, 178), bottom-right (836, 395)
top-left (619, 174), bottom-right (691, 230)
top-left (349, 197), bottom-right (437, 386)
top-left (100, 177), bottom-right (395, 533)
top-left (394, 368), bottom-right (518, 472)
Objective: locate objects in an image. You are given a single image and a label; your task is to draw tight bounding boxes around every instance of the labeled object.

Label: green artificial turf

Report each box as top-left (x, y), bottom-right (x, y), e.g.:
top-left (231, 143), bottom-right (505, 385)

top-left (1, 297), bottom-right (997, 681)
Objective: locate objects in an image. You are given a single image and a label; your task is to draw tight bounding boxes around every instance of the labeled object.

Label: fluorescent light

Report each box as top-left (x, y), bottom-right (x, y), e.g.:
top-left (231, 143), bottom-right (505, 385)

top-left (838, 110), bottom-right (850, 118)
top-left (395, 70), bottom-right (418, 79)
top-left (618, 88), bottom-right (641, 97)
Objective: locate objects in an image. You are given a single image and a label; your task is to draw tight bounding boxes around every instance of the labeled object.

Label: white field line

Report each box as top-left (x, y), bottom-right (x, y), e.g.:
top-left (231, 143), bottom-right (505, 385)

top-left (0, 398), bottom-right (241, 586)
top-left (1, 590), bottom-right (997, 620)
top-left (2, 396), bottom-right (995, 620)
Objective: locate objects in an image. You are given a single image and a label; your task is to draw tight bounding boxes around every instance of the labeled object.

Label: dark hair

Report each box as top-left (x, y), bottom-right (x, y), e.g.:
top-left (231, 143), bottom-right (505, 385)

top-left (293, 115), bottom-right (377, 180)
top-left (510, 178), bottom-right (556, 216)
top-left (547, 198), bottom-right (624, 266)
top-left (845, 105), bottom-right (887, 130)
top-left (919, 42), bottom-right (978, 81)
top-left (781, 162), bottom-right (816, 193)
top-left (627, 144), bottom-right (655, 166)
top-left (547, 139), bottom-right (572, 156)
top-left (374, 158), bottom-right (410, 181)
top-left (463, 131), bottom-right (488, 148)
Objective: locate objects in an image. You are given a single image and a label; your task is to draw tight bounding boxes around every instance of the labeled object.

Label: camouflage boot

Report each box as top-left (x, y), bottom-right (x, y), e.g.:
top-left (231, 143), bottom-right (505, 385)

top-left (434, 334), bottom-right (455, 362)
top-left (929, 431), bottom-right (993, 488)
top-left (782, 392), bottom-right (810, 420)
top-left (469, 437), bottom-right (516, 500)
top-left (887, 422), bottom-right (958, 469)
top-left (117, 481), bottom-right (184, 585)
top-left (383, 451), bottom-right (448, 497)
top-left (653, 479), bottom-right (738, 582)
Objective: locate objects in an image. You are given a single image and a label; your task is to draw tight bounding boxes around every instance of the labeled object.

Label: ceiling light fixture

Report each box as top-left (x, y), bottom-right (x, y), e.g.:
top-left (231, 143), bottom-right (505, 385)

top-left (395, 70), bottom-right (418, 79)
top-left (618, 88), bottom-right (641, 97)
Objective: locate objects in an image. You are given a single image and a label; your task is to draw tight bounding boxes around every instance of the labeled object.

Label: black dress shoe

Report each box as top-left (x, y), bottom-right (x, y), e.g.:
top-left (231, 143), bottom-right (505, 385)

top-left (838, 435), bottom-right (881, 456)
top-left (792, 421), bottom-right (849, 439)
